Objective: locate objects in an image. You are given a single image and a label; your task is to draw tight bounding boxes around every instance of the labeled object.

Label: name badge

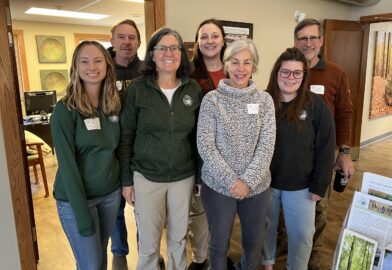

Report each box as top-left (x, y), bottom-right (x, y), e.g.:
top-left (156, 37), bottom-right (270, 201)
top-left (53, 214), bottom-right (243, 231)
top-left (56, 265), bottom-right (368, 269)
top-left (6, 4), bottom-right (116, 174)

top-left (247, 104), bottom-right (259, 114)
top-left (116, 81), bottom-right (123, 91)
top-left (310, 85), bottom-right (325, 95)
top-left (84, 117), bottom-right (101, 130)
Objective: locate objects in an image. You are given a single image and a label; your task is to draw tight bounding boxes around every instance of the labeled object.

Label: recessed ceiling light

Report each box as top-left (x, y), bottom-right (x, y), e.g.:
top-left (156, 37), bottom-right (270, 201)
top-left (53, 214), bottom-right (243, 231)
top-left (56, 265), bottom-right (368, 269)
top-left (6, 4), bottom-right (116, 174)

top-left (127, 0), bottom-right (144, 3)
top-left (25, 7), bottom-right (109, 20)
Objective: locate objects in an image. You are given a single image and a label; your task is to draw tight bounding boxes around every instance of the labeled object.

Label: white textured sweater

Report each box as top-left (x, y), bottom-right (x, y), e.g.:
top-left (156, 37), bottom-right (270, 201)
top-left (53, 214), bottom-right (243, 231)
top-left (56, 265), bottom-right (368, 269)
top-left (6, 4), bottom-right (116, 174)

top-left (197, 79), bottom-right (276, 198)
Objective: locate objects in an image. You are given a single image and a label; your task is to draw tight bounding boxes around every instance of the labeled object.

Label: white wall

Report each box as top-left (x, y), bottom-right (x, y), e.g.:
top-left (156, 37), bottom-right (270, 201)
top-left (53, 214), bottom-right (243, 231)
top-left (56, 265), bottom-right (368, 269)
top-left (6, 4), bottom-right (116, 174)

top-left (166, 0), bottom-right (351, 88)
top-left (349, 0), bottom-right (392, 20)
top-left (0, 120), bottom-right (21, 269)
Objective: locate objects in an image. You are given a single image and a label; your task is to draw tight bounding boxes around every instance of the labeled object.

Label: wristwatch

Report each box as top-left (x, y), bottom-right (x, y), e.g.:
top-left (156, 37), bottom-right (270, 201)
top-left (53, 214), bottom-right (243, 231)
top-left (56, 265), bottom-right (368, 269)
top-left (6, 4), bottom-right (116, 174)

top-left (339, 147), bottom-right (350, 154)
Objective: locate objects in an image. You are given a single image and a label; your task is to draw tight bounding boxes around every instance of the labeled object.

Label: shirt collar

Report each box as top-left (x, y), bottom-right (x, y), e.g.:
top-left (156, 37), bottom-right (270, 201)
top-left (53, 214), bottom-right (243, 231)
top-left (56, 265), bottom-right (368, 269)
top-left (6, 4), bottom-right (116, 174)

top-left (313, 55), bottom-right (326, 70)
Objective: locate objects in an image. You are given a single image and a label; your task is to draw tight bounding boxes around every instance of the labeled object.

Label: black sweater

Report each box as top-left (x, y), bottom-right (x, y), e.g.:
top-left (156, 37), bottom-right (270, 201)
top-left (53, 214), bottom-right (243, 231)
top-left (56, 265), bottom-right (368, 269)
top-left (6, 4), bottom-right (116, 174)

top-left (108, 47), bottom-right (142, 91)
top-left (270, 94), bottom-right (335, 197)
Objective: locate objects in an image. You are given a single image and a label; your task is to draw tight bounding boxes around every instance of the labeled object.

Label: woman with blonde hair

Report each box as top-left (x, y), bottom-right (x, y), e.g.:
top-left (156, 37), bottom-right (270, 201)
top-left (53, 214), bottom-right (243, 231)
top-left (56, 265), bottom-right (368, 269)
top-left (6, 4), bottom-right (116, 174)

top-left (51, 40), bottom-right (122, 269)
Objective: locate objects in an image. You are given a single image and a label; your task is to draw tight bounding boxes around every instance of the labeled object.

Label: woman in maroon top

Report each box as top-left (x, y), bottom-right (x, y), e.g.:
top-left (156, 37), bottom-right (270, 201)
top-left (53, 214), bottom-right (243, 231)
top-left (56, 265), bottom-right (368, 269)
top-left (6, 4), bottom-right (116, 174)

top-left (191, 18), bottom-right (227, 95)
top-left (188, 18), bottom-right (227, 270)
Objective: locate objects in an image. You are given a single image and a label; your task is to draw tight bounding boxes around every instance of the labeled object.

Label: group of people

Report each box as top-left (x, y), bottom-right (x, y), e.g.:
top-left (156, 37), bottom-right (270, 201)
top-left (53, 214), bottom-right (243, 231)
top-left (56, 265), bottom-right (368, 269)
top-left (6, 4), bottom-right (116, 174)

top-left (50, 17), bottom-right (354, 270)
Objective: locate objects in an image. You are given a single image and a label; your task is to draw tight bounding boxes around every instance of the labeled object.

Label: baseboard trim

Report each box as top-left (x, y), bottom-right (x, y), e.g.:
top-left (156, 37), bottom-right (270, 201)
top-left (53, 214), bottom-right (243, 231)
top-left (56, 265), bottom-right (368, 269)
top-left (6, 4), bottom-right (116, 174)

top-left (360, 131), bottom-right (392, 148)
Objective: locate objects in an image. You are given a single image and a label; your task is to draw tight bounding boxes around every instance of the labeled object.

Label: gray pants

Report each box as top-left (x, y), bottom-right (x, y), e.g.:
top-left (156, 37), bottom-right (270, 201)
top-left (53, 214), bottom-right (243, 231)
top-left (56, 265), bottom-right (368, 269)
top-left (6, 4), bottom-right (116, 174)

top-left (201, 185), bottom-right (270, 270)
top-left (188, 193), bottom-right (209, 263)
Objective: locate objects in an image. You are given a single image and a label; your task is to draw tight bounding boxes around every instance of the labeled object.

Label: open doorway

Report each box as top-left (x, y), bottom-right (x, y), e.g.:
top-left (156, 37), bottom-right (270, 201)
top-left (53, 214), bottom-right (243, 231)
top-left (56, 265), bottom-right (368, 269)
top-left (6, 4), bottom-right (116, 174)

top-left (5, 0), bottom-right (164, 269)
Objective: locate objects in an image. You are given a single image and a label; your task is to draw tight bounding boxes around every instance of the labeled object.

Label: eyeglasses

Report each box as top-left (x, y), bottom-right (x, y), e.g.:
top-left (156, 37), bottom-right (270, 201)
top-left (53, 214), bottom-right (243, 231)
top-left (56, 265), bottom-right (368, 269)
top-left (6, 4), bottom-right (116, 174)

top-left (296, 36), bottom-right (321, 44)
top-left (154, 45), bottom-right (182, 54)
top-left (279, 69), bottom-right (305, 79)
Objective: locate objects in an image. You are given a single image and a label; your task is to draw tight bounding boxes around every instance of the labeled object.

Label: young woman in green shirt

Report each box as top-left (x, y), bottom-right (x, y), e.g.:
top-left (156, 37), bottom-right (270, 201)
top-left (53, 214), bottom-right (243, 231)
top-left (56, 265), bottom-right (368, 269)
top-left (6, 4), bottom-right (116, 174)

top-left (51, 40), bottom-right (122, 269)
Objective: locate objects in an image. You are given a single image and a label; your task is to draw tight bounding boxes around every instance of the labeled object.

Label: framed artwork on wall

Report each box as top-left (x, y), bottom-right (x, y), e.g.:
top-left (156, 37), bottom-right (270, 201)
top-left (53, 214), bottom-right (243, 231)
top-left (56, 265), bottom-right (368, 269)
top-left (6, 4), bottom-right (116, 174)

top-left (369, 30), bottom-right (392, 119)
top-left (36, 35), bottom-right (67, 63)
top-left (184, 42), bottom-right (195, 59)
top-left (40, 69), bottom-right (68, 98)
top-left (219, 20), bottom-right (253, 43)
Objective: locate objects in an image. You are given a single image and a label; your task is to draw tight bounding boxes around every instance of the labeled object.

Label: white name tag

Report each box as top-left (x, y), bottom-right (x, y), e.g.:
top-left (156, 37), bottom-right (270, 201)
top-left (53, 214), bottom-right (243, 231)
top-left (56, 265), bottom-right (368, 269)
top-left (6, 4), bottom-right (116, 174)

top-left (116, 81), bottom-right (123, 91)
top-left (247, 104), bottom-right (259, 114)
top-left (84, 117), bottom-right (101, 130)
top-left (310, 85), bottom-right (325, 95)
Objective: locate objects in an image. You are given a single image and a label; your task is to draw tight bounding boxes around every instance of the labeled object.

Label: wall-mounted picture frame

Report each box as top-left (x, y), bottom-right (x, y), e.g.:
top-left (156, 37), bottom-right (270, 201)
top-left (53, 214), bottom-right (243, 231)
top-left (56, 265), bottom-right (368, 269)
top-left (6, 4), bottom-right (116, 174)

top-left (36, 35), bottom-right (67, 63)
top-left (369, 30), bottom-right (392, 119)
top-left (219, 20), bottom-right (253, 43)
top-left (184, 42), bottom-right (196, 59)
top-left (40, 69), bottom-right (68, 98)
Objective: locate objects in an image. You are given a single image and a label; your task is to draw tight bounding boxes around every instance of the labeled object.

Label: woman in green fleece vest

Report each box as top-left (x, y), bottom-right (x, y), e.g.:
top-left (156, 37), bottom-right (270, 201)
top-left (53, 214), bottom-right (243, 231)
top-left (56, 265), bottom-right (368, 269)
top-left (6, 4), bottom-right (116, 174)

top-left (119, 27), bottom-right (202, 270)
top-left (51, 40), bottom-right (122, 270)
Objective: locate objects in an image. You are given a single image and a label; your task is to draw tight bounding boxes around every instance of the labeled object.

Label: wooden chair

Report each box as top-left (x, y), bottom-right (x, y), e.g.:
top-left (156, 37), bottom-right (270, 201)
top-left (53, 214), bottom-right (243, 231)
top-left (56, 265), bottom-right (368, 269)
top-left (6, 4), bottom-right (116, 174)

top-left (27, 142), bottom-right (49, 197)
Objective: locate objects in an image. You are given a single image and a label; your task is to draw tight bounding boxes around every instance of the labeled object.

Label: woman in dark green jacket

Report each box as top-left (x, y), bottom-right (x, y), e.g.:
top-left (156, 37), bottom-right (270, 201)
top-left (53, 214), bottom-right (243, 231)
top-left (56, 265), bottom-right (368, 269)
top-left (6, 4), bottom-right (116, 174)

top-left (119, 27), bottom-right (202, 270)
top-left (51, 40), bottom-right (122, 270)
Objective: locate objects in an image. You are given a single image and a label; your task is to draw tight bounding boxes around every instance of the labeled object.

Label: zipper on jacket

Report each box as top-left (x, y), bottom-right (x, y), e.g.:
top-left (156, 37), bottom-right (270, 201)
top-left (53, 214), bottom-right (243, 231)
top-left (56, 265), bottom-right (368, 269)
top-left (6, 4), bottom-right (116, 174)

top-left (149, 78), bottom-right (185, 181)
top-left (168, 89), bottom-right (178, 181)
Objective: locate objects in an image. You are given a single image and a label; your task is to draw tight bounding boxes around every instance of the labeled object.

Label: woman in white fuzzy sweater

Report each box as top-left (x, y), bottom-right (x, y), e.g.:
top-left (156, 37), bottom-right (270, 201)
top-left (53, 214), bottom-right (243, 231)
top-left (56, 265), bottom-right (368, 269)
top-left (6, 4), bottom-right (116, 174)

top-left (197, 39), bottom-right (276, 270)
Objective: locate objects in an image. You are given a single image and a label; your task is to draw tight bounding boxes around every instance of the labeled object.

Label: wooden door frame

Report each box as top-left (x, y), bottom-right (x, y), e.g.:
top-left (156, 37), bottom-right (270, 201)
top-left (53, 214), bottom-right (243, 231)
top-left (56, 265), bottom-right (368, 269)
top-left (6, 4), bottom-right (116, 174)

top-left (323, 20), bottom-right (367, 160)
top-left (12, 29), bottom-right (30, 91)
top-left (0, 0), bottom-right (37, 269)
top-left (74, 33), bottom-right (111, 46)
top-left (1, 0), bottom-right (165, 268)
top-left (144, 0), bottom-right (165, 42)
top-left (322, 14), bottom-right (391, 160)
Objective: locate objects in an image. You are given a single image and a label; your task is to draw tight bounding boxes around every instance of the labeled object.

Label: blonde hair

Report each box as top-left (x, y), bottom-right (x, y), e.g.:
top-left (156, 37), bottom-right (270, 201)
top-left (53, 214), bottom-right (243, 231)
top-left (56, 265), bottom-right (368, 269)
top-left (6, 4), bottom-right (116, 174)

top-left (63, 41), bottom-right (121, 116)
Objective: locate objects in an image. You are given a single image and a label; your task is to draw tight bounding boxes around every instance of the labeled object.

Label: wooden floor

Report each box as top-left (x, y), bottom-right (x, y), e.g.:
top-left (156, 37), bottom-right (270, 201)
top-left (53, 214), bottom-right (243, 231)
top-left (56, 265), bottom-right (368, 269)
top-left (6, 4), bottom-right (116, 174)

top-left (31, 136), bottom-right (392, 270)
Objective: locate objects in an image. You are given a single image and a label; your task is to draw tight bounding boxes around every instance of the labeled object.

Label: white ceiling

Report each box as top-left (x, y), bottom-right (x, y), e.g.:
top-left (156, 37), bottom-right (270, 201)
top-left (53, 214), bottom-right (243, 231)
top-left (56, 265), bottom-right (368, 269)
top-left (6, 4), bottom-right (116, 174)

top-left (10, 0), bottom-right (145, 27)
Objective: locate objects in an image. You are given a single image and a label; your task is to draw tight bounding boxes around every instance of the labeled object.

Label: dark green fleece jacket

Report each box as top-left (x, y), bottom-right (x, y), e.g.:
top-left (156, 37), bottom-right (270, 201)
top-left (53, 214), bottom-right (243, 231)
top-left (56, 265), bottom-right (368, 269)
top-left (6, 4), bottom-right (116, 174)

top-left (51, 101), bottom-right (120, 236)
top-left (119, 75), bottom-right (202, 186)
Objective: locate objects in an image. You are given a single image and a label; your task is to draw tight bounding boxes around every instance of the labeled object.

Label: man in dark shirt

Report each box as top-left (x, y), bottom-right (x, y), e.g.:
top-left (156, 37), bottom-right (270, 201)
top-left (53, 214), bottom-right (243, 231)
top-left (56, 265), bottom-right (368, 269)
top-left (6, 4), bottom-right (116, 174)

top-left (108, 19), bottom-right (142, 92)
top-left (108, 19), bottom-right (142, 270)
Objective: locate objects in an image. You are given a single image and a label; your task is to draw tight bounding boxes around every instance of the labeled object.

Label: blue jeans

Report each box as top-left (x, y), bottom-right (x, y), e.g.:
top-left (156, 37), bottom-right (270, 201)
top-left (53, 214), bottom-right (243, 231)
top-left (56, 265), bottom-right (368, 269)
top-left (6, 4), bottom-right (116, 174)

top-left (261, 188), bottom-right (316, 270)
top-left (110, 196), bottom-right (129, 256)
top-left (57, 188), bottom-right (121, 270)
top-left (201, 184), bottom-right (270, 270)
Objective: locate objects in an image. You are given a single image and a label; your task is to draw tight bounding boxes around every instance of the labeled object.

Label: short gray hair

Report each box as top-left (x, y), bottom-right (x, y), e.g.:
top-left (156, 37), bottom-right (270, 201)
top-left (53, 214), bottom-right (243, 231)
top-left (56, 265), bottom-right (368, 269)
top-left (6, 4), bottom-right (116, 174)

top-left (223, 39), bottom-right (259, 75)
top-left (294, 18), bottom-right (323, 39)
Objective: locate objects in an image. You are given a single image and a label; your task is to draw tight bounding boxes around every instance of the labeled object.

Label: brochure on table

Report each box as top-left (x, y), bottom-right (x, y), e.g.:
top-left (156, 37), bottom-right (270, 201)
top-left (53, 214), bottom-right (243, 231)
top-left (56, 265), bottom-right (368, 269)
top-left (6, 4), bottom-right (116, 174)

top-left (335, 228), bottom-right (377, 270)
top-left (333, 172), bottom-right (392, 270)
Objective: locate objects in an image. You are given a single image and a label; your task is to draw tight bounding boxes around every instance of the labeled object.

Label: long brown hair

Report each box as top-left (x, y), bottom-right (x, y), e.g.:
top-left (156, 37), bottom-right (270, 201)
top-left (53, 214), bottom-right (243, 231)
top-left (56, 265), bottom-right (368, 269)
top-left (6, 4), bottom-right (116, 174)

top-left (267, 47), bottom-right (311, 128)
top-left (63, 40), bottom-right (120, 116)
top-left (192, 18), bottom-right (227, 76)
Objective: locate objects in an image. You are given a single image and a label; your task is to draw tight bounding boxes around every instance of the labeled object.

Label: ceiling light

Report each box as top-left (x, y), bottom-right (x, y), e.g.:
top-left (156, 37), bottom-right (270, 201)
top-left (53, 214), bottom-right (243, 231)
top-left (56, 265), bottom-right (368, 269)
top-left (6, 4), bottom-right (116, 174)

top-left (25, 7), bottom-right (109, 20)
top-left (127, 0), bottom-right (144, 3)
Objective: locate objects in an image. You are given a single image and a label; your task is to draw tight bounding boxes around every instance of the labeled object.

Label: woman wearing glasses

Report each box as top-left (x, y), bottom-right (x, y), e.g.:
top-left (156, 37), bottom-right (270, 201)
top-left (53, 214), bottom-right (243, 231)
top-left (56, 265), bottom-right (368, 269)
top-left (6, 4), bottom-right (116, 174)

top-left (261, 48), bottom-right (335, 270)
top-left (119, 27), bottom-right (202, 270)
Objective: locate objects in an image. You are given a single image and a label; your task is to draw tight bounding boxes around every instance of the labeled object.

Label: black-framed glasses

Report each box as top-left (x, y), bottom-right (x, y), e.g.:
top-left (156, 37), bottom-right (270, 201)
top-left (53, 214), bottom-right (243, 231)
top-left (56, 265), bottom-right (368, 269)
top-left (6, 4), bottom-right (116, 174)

top-left (279, 69), bottom-right (305, 79)
top-left (296, 36), bottom-right (321, 44)
top-left (154, 45), bottom-right (182, 54)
